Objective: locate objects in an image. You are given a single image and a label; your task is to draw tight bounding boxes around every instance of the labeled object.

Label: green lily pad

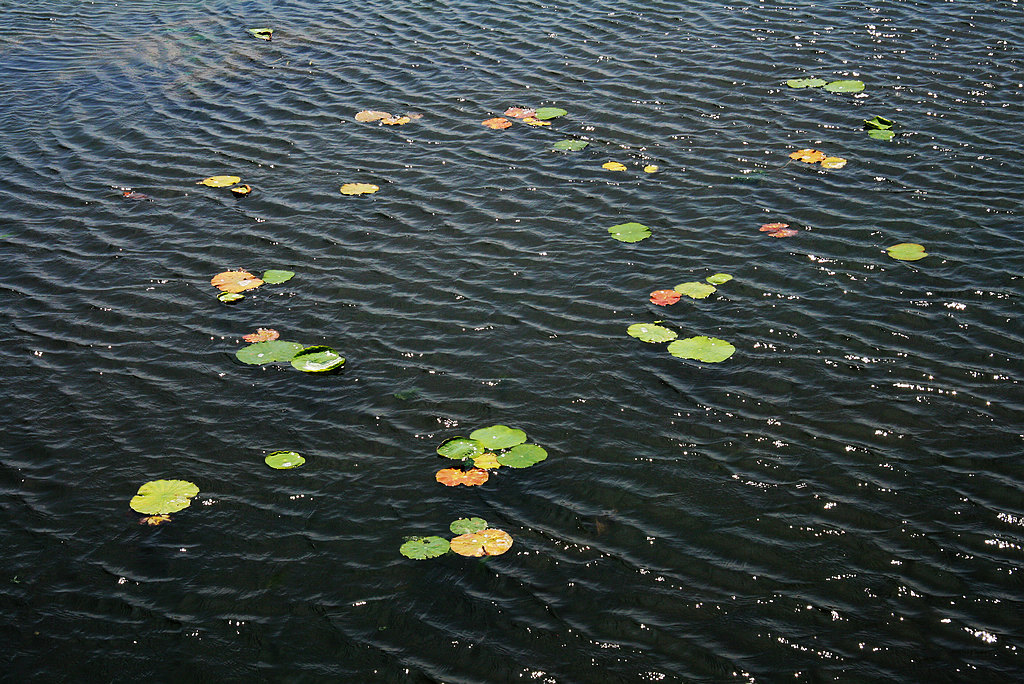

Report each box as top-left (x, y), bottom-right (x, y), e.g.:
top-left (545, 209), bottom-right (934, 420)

top-left (236, 340), bottom-right (304, 365)
top-left (785, 78), bottom-right (827, 88)
top-left (674, 281), bottom-right (717, 299)
top-left (496, 444), bottom-right (548, 468)
top-left (552, 139), bottom-right (589, 151)
top-left (868, 129), bottom-right (895, 141)
top-left (706, 273), bottom-right (733, 285)
top-left (265, 451), bottom-right (305, 469)
top-left (824, 80), bottom-right (865, 93)
top-left (608, 222), bottom-right (651, 243)
top-left (262, 269), bottom-right (295, 284)
top-left (399, 536), bottom-right (450, 560)
top-left (290, 346), bottom-right (345, 372)
top-left (886, 243), bottom-right (928, 261)
top-left (470, 425), bottom-right (527, 450)
top-left (534, 107), bottom-right (568, 120)
top-left (627, 323), bottom-right (677, 343)
top-left (248, 27), bottom-right (273, 41)
top-left (437, 437), bottom-right (486, 460)
top-left (218, 292), bottom-right (244, 303)
top-left (864, 116), bottom-right (894, 130)
top-left (130, 479), bottom-right (199, 515)
top-left (450, 517), bottom-right (488, 535)
top-left (667, 336), bottom-right (736, 362)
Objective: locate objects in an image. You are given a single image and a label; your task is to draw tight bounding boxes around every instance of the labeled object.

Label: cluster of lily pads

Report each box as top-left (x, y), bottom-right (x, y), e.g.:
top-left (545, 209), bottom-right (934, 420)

top-left (650, 272), bottom-right (732, 306)
top-left (235, 338), bottom-right (345, 373)
top-left (788, 149), bottom-right (847, 169)
top-left (633, 273), bottom-right (737, 363)
top-left (400, 516), bottom-right (513, 560)
top-left (197, 174), bottom-right (252, 197)
top-left (433, 424), bottom-right (548, 488)
top-left (482, 105), bottom-right (568, 130)
top-left (211, 268), bottom-right (294, 303)
top-left (864, 115), bottom-right (896, 141)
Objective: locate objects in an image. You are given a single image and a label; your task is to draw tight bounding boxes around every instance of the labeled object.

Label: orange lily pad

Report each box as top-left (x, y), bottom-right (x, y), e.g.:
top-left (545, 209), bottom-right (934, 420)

top-left (650, 289), bottom-right (681, 306)
top-left (436, 468), bottom-right (489, 487)
top-left (767, 228), bottom-right (798, 237)
top-left (789, 149), bottom-right (826, 163)
top-left (760, 222), bottom-right (790, 232)
top-left (242, 328), bottom-right (280, 343)
top-left (482, 117), bottom-right (512, 130)
top-left (504, 107), bottom-right (536, 119)
top-left (355, 110), bottom-right (391, 122)
top-left (211, 270), bottom-right (263, 293)
top-left (449, 528), bottom-right (513, 557)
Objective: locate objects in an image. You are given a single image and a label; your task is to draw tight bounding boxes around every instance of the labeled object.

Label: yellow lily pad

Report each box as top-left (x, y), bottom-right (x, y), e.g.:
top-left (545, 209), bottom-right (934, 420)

top-left (340, 183), bottom-right (380, 195)
top-left (602, 162), bottom-right (627, 171)
top-left (198, 175), bottom-right (241, 187)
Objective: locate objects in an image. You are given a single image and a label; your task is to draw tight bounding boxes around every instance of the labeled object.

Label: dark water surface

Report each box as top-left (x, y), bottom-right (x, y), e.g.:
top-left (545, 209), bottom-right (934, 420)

top-left (1, 1), bottom-right (1022, 681)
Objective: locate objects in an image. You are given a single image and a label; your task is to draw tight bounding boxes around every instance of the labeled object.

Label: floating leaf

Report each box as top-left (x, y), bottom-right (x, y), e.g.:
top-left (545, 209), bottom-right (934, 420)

top-left (496, 444), bottom-right (547, 468)
top-left (522, 117), bottom-right (550, 126)
top-left (265, 450), bottom-right (305, 469)
top-left (247, 28), bottom-right (273, 41)
top-left (674, 281), bottom-right (717, 299)
top-left (643, 165), bottom-right (659, 173)
top-left (602, 161), bottom-right (627, 171)
top-left (627, 323), bottom-right (678, 343)
top-left (340, 183), bottom-right (379, 195)
top-left (824, 80), bottom-right (865, 93)
top-left (449, 529), bottom-right (513, 557)
top-left (706, 273), bottom-right (733, 285)
top-left (211, 270), bottom-right (263, 293)
top-left (470, 425), bottom-right (527, 450)
top-left (381, 115), bottom-right (411, 125)
top-left (139, 515), bottom-right (171, 526)
top-left (650, 289), bottom-right (681, 306)
top-left (868, 129), bottom-right (895, 141)
top-left (785, 77), bottom-right (827, 88)
top-left (504, 107), bottom-right (536, 119)
top-left (130, 479), bottom-right (199, 515)
top-left (473, 453), bottom-right (501, 470)
top-left (864, 115), bottom-right (894, 130)
top-left (231, 184), bottom-right (252, 197)
top-left (761, 223), bottom-right (798, 238)
top-left (236, 340), bottom-right (304, 365)
top-left (355, 110), bottom-right (392, 122)
top-left (242, 328), bottom-right (280, 343)
top-left (767, 228), bottom-right (798, 238)
top-left (533, 107), bottom-right (567, 120)
top-left (820, 157), bottom-right (848, 169)
top-left (198, 175), bottom-right (241, 187)
top-left (482, 117), bottom-right (512, 130)
top-left (122, 190), bottom-right (150, 200)
top-left (262, 269), bottom-right (294, 284)
top-left (886, 243), bottom-right (927, 261)
top-left (400, 536), bottom-right (450, 560)
top-left (437, 437), bottom-right (486, 460)
top-left (436, 468), bottom-right (489, 487)
top-left (789, 149), bottom-right (826, 163)
top-left (450, 517), bottom-right (488, 535)
top-left (290, 346), bottom-right (345, 373)
top-left (608, 222), bottom-right (651, 243)
top-left (667, 336), bottom-right (736, 363)
top-left (553, 139), bottom-right (589, 151)
top-left (218, 292), bottom-right (244, 303)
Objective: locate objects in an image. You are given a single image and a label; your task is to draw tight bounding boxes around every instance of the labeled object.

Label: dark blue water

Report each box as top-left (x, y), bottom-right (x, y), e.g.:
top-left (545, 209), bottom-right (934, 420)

top-left (1, 1), bottom-right (1022, 681)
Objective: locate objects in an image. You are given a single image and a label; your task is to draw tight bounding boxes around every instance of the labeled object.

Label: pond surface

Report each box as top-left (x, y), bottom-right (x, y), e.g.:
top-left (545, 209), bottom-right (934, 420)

top-left (1, 1), bottom-right (1022, 681)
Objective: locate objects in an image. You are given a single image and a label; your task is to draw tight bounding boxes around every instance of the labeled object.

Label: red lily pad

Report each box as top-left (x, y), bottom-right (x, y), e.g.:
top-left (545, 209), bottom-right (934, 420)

top-left (650, 289), bottom-right (681, 306)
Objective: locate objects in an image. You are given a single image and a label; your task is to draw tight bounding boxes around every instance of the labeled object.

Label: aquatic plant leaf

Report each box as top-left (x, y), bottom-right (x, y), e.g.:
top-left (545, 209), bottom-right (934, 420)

top-left (760, 223), bottom-right (790, 232)
top-left (886, 243), bottom-right (927, 261)
top-left (482, 117), bottom-right (512, 130)
top-left (533, 107), bottom-right (567, 120)
top-left (602, 161), bottom-right (627, 171)
top-left (522, 117), bottom-right (550, 126)
top-left (437, 437), bottom-right (486, 460)
top-left (473, 453), bottom-right (501, 470)
top-left (265, 450), bottom-right (305, 469)
top-left (650, 289), bottom-right (681, 306)
top-left (262, 269), bottom-right (294, 284)
top-left (230, 184), bottom-right (252, 196)
top-left (198, 175), bottom-right (241, 187)
top-left (504, 107), bottom-right (536, 119)
top-left (242, 328), bottom-right (280, 343)
top-left (767, 228), bottom-right (798, 238)
top-left (789, 149), bottom-right (826, 163)
top-left (553, 139), bottom-right (589, 151)
top-left (218, 292), bottom-right (244, 303)
top-left (820, 157), bottom-right (848, 169)
top-left (436, 468), bottom-right (489, 487)
top-left (236, 340), bottom-right (304, 364)
top-left (211, 270), bottom-right (263, 293)
top-left (706, 273), bottom-right (733, 285)
top-left (340, 183), bottom-right (379, 195)
top-left (139, 515), bottom-right (171, 526)
top-left (608, 222), bottom-right (651, 243)
top-left (247, 28), bottom-right (273, 41)
top-left (290, 346), bottom-right (345, 372)
top-left (470, 425), bottom-right (527, 449)
top-left (130, 479), bottom-right (199, 515)
top-left (667, 336), bottom-right (736, 363)
top-left (450, 517), bottom-right (488, 535)
top-left (864, 116), bottom-right (894, 130)
top-left (496, 444), bottom-right (547, 468)
top-left (824, 80), bottom-right (865, 93)
top-left (449, 529), bottom-right (513, 557)
top-left (355, 110), bottom-right (392, 122)
top-left (674, 281), bottom-right (717, 299)
top-left (643, 165), bottom-right (659, 173)
top-left (868, 129), bottom-right (895, 141)
top-left (381, 115), bottom-right (411, 125)
top-left (786, 78), bottom-right (827, 88)
top-left (627, 323), bottom-right (677, 343)
top-left (400, 536), bottom-right (450, 559)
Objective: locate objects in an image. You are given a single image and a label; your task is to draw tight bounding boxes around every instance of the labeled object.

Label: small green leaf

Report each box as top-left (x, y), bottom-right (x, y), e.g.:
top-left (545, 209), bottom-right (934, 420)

top-left (608, 222), bottom-right (651, 243)
top-left (218, 292), bottom-right (244, 303)
top-left (130, 480), bottom-right (199, 515)
top-left (824, 80), bottom-right (865, 93)
top-left (785, 78), bottom-right (827, 88)
top-left (399, 536), bottom-right (450, 560)
top-left (437, 437), bottom-right (486, 460)
top-left (868, 129), bottom-right (895, 141)
top-left (864, 116), bottom-right (894, 130)
top-left (265, 451), bottom-right (305, 469)
top-left (236, 340), bottom-right (304, 365)
top-left (553, 139), bottom-right (589, 151)
top-left (496, 444), bottom-right (548, 468)
top-left (262, 269), bottom-right (295, 284)
top-left (706, 273), bottom-right (733, 285)
top-left (534, 107), bottom-right (567, 120)
top-left (627, 323), bottom-right (678, 343)
top-left (470, 425), bottom-right (527, 450)
top-left (290, 346), bottom-right (345, 372)
top-left (674, 281), bottom-right (717, 299)
top-left (248, 28), bottom-right (273, 41)
top-left (886, 243), bottom-right (927, 261)
top-left (450, 517), bottom-right (488, 535)
top-left (667, 336), bottom-right (736, 363)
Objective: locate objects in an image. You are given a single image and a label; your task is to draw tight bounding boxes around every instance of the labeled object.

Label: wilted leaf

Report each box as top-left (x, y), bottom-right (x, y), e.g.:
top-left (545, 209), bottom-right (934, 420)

top-left (522, 117), bottom-right (550, 126)
top-left (130, 479), bottom-right (199, 515)
top-left (449, 529), bottom-right (513, 557)
top-left (789, 149), bottom-right (826, 163)
top-left (820, 157), bottom-right (847, 169)
top-left (262, 269), bottom-right (294, 284)
top-left (643, 165), bottom-right (659, 173)
top-left (381, 115), bottom-right (411, 125)
top-left (290, 346), bottom-right (345, 372)
top-left (608, 222), bottom-right (651, 243)
top-left (706, 273), bottom-right (733, 285)
top-left (139, 515), bottom-right (172, 526)
top-left (627, 323), bottom-right (678, 343)
top-left (355, 110), bottom-right (392, 122)
top-left (400, 536), bottom-right (450, 559)
top-left (247, 28), bottom-right (273, 41)
top-left (340, 183), bottom-right (379, 195)
top-left (482, 117), bottom-right (512, 130)
top-left (236, 340), bottom-right (304, 364)
top-left (198, 175), bottom-right (241, 187)
top-left (667, 336), bottom-right (735, 362)
top-left (504, 107), bottom-right (536, 119)
top-left (767, 228), bottom-right (798, 238)
top-left (242, 328), bottom-right (280, 343)
top-left (230, 184), bottom-right (252, 196)
top-left (450, 517), bottom-right (488, 535)
top-left (469, 425), bottom-right (527, 450)
top-left (886, 243), bottom-right (927, 261)
top-left (760, 223), bottom-right (790, 232)
top-left (436, 468), bottom-right (489, 487)
top-left (533, 107), bottom-right (567, 120)
top-left (553, 139), bottom-right (589, 151)
top-left (674, 282), bottom-right (717, 299)
top-left (265, 450), bottom-right (305, 469)
top-left (602, 161), bottom-right (627, 171)
top-left (650, 289), bottom-right (681, 306)
top-left (437, 437), bottom-right (486, 460)
top-left (473, 453), bottom-right (501, 470)
top-left (785, 78), bottom-right (827, 88)
top-left (824, 79), bottom-right (865, 93)
top-left (211, 270), bottom-right (263, 293)
top-left (496, 444), bottom-right (547, 468)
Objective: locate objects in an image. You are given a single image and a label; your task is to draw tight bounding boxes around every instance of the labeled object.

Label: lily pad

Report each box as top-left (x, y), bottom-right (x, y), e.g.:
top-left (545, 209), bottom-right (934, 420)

top-left (340, 183), bottom-right (379, 195)
top-left (437, 437), bottom-right (486, 460)
top-left (786, 78), bottom-right (827, 88)
top-left (265, 451), bottom-right (305, 469)
top-left (504, 107), bottom-right (536, 119)
top-left (496, 444), bottom-right (547, 468)
top-left (667, 336), bottom-right (736, 363)
top-left (231, 184), bottom-right (252, 196)
top-left (470, 425), bottom-right (527, 449)
top-left (355, 110), bottom-right (392, 122)
top-left (247, 28), bottom-right (273, 41)
top-left (706, 273), bottom-right (733, 285)
top-left (522, 117), bottom-right (550, 126)
top-left (650, 289), bottom-right (681, 306)
top-left (236, 340), bottom-right (304, 365)
top-left (130, 479), bottom-right (199, 515)
top-left (868, 129), bottom-right (895, 141)
top-left (824, 80), bottom-right (865, 93)
top-left (820, 157), bottom-right (848, 169)
top-left (262, 269), bottom-right (294, 284)
top-left (627, 323), bottom-right (677, 344)
top-left (290, 346), bottom-right (345, 372)
top-left (198, 175), bottom-right (241, 187)
top-left (674, 281), bottom-right (717, 299)
top-left (218, 292), bottom-right (244, 303)
top-left (449, 529), bottom-right (513, 557)
top-left (602, 161), bottom-right (627, 171)
top-left (643, 165), bottom-right (659, 173)
top-left (533, 107), bottom-right (567, 120)
top-left (381, 115), bottom-right (411, 125)
top-left (450, 517), bottom-right (488, 535)
top-left (211, 270), bottom-right (263, 293)
top-left (436, 468), bottom-right (489, 486)
top-left (886, 243), bottom-right (928, 261)
top-left (473, 453), bottom-right (501, 470)
top-left (864, 115), bottom-right (894, 130)
top-left (242, 328), bottom-right (279, 343)
top-left (609, 222), bottom-right (651, 243)
top-left (400, 536), bottom-right (450, 560)
top-left (482, 117), bottom-right (512, 130)
top-left (553, 139), bottom-right (589, 151)
top-left (790, 149), bottom-right (826, 163)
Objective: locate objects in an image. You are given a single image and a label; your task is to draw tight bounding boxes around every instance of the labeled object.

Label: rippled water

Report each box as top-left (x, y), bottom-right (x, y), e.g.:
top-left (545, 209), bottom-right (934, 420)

top-left (2, 1), bottom-right (1022, 680)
